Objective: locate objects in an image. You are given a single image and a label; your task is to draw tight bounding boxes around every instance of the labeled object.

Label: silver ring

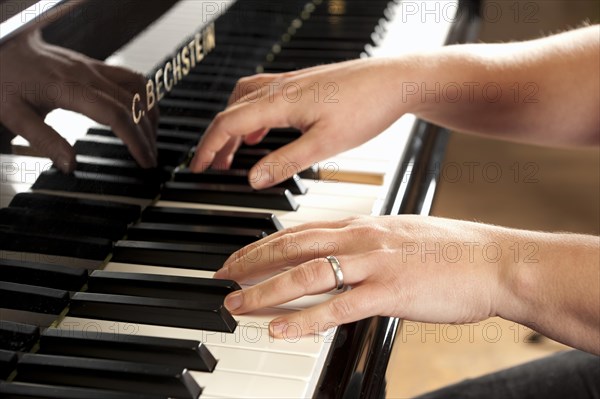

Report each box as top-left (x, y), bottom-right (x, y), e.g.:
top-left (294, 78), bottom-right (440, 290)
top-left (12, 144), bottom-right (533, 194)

top-left (326, 255), bottom-right (345, 291)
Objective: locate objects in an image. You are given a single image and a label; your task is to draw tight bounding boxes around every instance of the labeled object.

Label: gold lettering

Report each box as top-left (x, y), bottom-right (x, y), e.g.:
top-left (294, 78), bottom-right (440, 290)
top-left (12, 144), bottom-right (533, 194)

top-left (132, 93), bottom-right (142, 124)
top-left (155, 68), bottom-right (165, 102)
top-left (195, 33), bottom-right (204, 64)
top-left (203, 23), bottom-right (216, 52)
top-left (188, 40), bottom-right (197, 68)
top-left (181, 46), bottom-right (191, 76)
top-left (164, 62), bottom-right (174, 92)
top-left (146, 80), bottom-right (155, 111)
top-left (172, 53), bottom-right (182, 84)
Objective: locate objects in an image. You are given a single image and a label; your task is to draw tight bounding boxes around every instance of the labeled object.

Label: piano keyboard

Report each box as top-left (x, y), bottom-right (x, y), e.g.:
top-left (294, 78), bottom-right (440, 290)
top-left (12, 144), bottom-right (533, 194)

top-left (1, 0), bottom-right (461, 397)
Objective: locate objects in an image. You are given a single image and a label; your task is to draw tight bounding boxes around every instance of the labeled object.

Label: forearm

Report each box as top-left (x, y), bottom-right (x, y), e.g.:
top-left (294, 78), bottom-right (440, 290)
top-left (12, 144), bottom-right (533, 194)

top-left (497, 231), bottom-right (600, 354)
top-left (394, 25), bottom-right (600, 147)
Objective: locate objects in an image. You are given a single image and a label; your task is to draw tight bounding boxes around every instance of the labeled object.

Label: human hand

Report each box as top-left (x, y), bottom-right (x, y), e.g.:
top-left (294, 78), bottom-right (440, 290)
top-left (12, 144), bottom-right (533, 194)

top-left (0, 30), bottom-right (158, 172)
top-left (190, 58), bottom-right (412, 189)
top-left (214, 215), bottom-right (515, 338)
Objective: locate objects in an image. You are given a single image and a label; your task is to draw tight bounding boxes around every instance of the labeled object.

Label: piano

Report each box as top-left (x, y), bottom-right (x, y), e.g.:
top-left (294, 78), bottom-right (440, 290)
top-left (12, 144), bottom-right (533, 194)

top-left (0, 1), bottom-right (481, 397)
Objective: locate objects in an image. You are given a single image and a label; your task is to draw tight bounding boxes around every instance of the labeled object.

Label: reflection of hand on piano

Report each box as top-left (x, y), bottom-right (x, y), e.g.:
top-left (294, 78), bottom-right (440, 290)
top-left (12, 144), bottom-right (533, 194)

top-left (190, 58), bottom-right (414, 189)
top-left (0, 29), bottom-right (158, 172)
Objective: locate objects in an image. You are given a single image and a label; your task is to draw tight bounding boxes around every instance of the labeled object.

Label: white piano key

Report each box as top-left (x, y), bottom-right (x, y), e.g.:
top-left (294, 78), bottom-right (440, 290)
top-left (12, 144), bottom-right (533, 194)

top-left (56, 318), bottom-right (327, 356)
top-left (207, 346), bottom-right (317, 379)
top-left (191, 369), bottom-right (308, 398)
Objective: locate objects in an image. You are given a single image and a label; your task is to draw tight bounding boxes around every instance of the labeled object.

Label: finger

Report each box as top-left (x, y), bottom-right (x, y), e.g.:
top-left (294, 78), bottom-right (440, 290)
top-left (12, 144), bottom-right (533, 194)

top-left (268, 285), bottom-right (382, 338)
top-left (244, 128), bottom-right (269, 146)
top-left (189, 97), bottom-right (289, 172)
top-left (247, 127), bottom-right (334, 189)
top-left (216, 222), bottom-right (357, 282)
top-left (211, 137), bottom-right (242, 170)
top-left (224, 256), bottom-right (360, 314)
top-left (229, 74), bottom-right (279, 105)
top-left (2, 101), bottom-right (75, 172)
top-left (56, 88), bottom-right (157, 168)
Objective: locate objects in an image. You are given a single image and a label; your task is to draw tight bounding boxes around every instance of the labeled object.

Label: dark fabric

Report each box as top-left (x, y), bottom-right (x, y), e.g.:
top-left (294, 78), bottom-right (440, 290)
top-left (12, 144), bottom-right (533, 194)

top-left (416, 350), bottom-right (600, 399)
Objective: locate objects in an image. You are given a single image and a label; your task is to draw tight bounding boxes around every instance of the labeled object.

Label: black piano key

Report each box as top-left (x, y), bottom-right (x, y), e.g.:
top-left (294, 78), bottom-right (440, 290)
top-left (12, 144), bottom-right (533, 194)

top-left (40, 328), bottom-right (217, 372)
top-left (159, 99), bottom-right (224, 118)
top-left (0, 321), bottom-right (40, 352)
top-left (0, 207), bottom-right (127, 242)
top-left (0, 226), bottom-right (113, 260)
top-left (16, 354), bottom-right (201, 399)
top-left (167, 88), bottom-right (231, 103)
top-left (74, 136), bottom-right (190, 167)
top-left (0, 382), bottom-right (168, 399)
top-left (174, 169), bottom-right (308, 195)
top-left (0, 259), bottom-right (88, 291)
top-left (159, 115), bottom-right (211, 131)
top-left (9, 193), bottom-right (142, 223)
top-left (112, 240), bottom-right (234, 271)
top-left (86, 270), bottom-right (240, 301)
top-left (91, 127), bottom-right (202, 146)
top-left (0, 282), bottom-right (69, 315)
top-left (228, 149), bottom-right (320, 180)
top-left (69, 292), bottom-right (237, 333)
top-left (162, 182), bottom-right (299, 211)
top-left (75, 155), bottom-right (172, 184)
top-left (0, 350), bottom-right (17, 380)
top-left (142, 206), bottom-right (283, 233)
top-left (32, 169), bottom-right (161, 199)
top-left (127, 222), bottom-right (267, 246)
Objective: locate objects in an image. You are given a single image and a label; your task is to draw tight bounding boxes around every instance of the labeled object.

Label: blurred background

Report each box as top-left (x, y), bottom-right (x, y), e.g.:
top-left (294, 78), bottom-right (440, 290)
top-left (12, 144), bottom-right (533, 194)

top-left (386, 0), bottom-right (600, 397)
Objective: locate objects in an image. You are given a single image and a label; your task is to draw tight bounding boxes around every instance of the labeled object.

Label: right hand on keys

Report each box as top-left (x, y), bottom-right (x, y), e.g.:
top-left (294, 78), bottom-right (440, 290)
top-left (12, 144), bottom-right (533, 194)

top-left (0, 29), bottom-right (158, 172)
top-left (190, 58), bottom-right (413, 189)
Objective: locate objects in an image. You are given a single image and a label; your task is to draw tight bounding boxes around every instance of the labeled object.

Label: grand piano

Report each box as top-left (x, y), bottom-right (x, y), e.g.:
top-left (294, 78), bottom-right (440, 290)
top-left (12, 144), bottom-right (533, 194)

top-left (0, 1), bottom-right (481, 397)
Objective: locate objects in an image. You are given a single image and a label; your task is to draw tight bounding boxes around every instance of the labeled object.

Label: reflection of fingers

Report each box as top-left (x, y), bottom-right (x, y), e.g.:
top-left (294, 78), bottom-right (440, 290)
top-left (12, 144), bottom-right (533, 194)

top-left (212, 137), bottom-right (242, 170)
top-left (57, 89), bottom-right (156, 168)
top-left (2, 101), bottom-right (75, 173)
top-left (269, 286), bottom-right (379, 338)
top-left (225, 258), bottom-right (346, 314)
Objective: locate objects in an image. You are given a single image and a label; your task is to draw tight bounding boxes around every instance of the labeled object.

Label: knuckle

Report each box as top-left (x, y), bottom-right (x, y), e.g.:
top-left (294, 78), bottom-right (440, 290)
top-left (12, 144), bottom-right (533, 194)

top-left (327, 297), bottom-right (353, 323)
top-left (291, 263), bottom-right (318, 293)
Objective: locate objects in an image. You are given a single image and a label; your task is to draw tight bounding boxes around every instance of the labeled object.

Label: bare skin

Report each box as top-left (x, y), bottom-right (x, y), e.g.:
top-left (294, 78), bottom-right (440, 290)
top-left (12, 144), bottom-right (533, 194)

top-left (194, 25), bottom-right (599, 354)
top-left (0, 29), bottom-right (158, 172)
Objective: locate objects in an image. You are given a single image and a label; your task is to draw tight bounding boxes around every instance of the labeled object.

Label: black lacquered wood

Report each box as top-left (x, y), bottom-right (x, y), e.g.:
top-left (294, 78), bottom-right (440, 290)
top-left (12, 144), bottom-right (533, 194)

top-left (74, 136), bottom-right (190, 167)
top-left (0, 321), bottom-right (40, 352)
top-left (142, 206), bottom-right (283, 233)
top-left (112, 240), bottom-right (235, 270)
top-left (9, 193), bottom-right (142, 223)
top-left (0, 282), bottom-right (69, 315)
top-left (16, 353), bottom-right (201, 399)
top-left (0, 226), bottom-right (112, 260)
top-left (32, 169), bottom-right (161, 199)
top-left (0, 259), bottom-right (88, 291)
top-left (40, 328), bottom-right (217, 372)
top-left (0, 350), bottom-right (17, 379)
top-left (162, 181), bottom-right (299, 211)
top-left (74, 155), bottom-right (172, 184)
top-left (0, 207), bottom-right (127, 241)
top-left (86, 270), bottom-right (240, 301)
top-left (69, 292), bottom-right (237, 333)
top-left (174, 169), bottom-right (308, 195)
top-left (127, 222), bottom-right (267, 246)
top-left (0, 382), bottom-right (167, 399)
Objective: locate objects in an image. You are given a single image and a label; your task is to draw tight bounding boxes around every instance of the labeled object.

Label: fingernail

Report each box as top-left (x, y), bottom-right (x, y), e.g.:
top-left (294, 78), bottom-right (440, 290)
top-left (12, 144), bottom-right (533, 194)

top-left (224, 291), bottom-right (242, 312)
top-left (269, 319), bottom-right (289, 338)
top-left (213, 266), bottom-right (229, 279)
top-left (251, 168), bottom-right (272, 190)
